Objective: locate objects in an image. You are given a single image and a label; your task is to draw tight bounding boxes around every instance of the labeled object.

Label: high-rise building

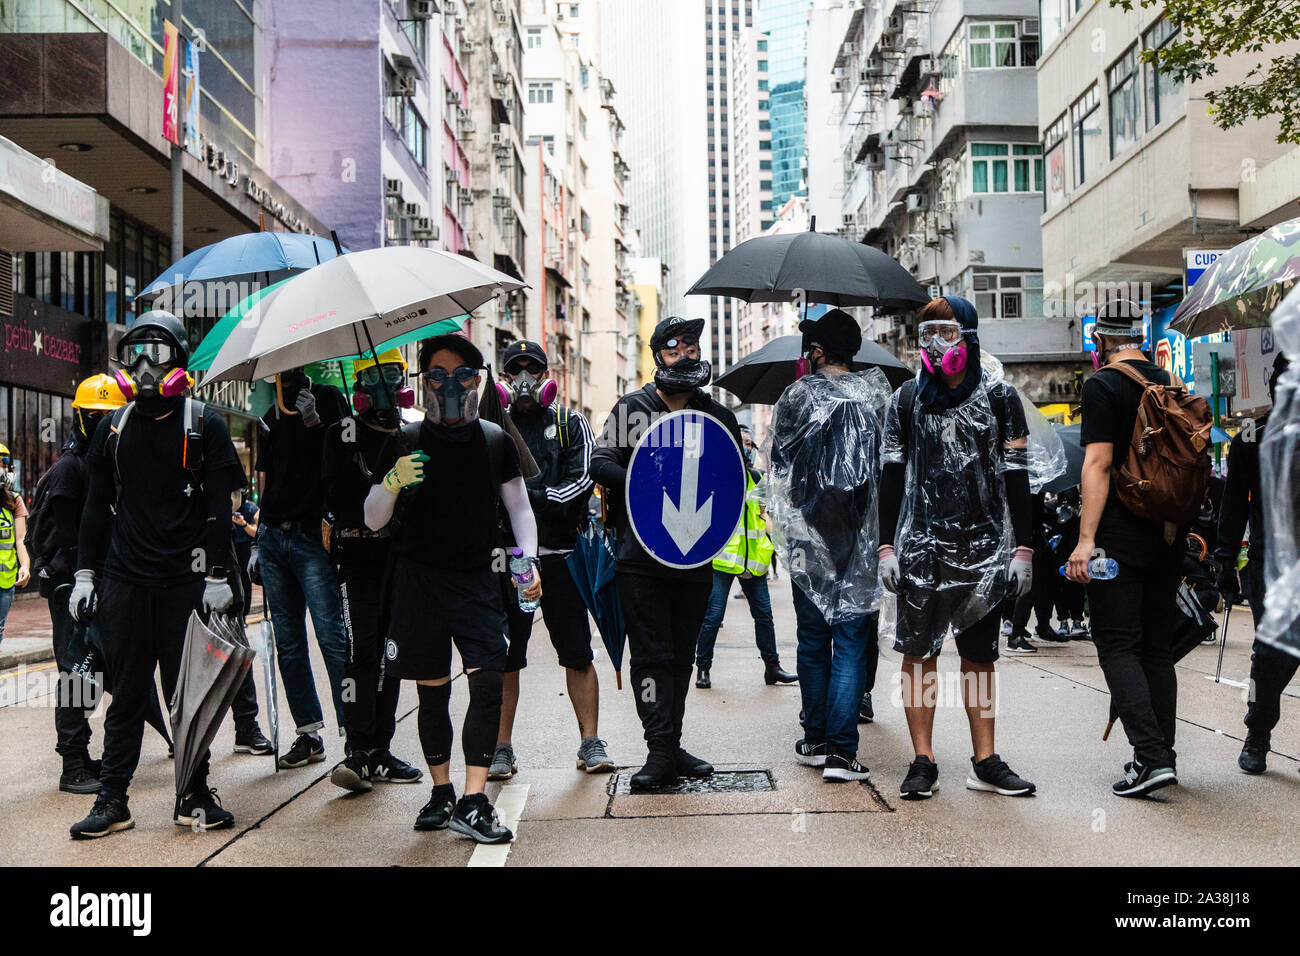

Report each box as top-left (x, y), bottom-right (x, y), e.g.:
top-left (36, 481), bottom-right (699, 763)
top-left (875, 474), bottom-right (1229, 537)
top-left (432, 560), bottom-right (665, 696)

top-left (806, 0), bottom-right (854, 223)
top-left (758, 0), bottom-right (812, 209)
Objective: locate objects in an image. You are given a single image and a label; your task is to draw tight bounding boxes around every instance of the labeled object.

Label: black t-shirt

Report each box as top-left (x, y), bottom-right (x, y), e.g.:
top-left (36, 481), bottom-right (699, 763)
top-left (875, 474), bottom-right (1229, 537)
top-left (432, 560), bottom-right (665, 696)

top-left (255, 383), bottom-right (349, 525)
top-left (374, 418), bottom-right (521, 571)
top-left (87, 403), bottom-right (246, 583)
top-left (1080, 359), bottom-right (1170, 521)
top-left (42, 442), bottom-right (90, 580)
top-left (322, 417), bottom-right (397, 567)
top-left (231, 500), bottom-right (258, 558)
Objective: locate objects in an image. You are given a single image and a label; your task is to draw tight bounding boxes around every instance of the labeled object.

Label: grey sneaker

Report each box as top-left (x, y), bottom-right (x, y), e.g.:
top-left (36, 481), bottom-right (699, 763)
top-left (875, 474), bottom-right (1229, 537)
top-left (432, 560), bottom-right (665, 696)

top-left (487, 744), bottom-right (517, 781)
top-left (576, 736), bottom-right (614, 773)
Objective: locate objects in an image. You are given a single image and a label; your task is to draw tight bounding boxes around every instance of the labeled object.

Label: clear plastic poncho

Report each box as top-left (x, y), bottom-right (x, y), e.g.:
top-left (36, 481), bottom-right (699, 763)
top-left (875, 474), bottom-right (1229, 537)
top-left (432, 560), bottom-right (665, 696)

top-left (1258, 287), bottom-right (1300, 659)
top-left (880, 353), bottom-right (1043, 652)
top-left (766, 367), bottom-right (891, 623)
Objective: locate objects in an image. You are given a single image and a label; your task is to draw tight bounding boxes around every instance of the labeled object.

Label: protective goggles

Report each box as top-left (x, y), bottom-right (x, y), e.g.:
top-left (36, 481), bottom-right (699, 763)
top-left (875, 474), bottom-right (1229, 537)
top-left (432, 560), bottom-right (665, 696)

top-left (121, 338), bottom-right (177, 366)
top-left (661, 334), bottom-right (699, 349)
top-left (357, 364), bottom-right (406, 389)
top-left (917, 322), bottom-right (964, 348)
top-left (420, 365), bottom-right (479, 386)
top-left (505, 359), bottom-right (545, 377)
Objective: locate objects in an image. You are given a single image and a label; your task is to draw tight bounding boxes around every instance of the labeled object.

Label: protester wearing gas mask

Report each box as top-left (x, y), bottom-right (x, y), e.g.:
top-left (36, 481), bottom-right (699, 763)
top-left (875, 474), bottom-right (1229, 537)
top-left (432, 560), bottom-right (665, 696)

top-left (254, 365), bottom-right (351, 771)
top-left (878, 296), bottom-right (1037, 802)
top-left (364, 334), bottom-right (540, 844)
top-left (69, 312), bottom-right (248, 839)
top-left (486, 340), bottom-right (613, 783)
top-left (323, 349), bottom-right (423, 792)
top-left (590, 317), bottom-right (745, 790)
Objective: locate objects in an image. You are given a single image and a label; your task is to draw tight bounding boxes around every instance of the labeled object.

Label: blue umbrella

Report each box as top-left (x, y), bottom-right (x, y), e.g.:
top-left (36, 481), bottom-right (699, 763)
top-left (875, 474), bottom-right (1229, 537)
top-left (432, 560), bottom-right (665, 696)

top-left (137, 232), bottom-right (348, 318)
top-left (566, 521), bottom-right (626, 688)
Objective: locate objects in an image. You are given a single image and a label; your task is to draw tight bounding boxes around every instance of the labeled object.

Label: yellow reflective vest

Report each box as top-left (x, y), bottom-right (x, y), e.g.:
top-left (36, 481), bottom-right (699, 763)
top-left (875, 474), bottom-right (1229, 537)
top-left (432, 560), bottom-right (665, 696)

top-left (0, 507), bottom-right (16, 590)
top-left (713, 473), bottom-right (774, 577)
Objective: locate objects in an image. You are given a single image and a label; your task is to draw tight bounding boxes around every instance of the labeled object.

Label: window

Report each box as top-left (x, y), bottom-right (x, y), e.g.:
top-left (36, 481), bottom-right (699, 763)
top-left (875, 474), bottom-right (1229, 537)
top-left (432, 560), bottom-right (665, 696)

top-left (1040, 0), bottom-right (1064, 50)
top-left (758, 79), bottom-right (768, 90)
top-left (528, 81), bottom-right (554, 104)
top-left (1043, 113), bottom-right (1068, 209)
top-left (757, 39), bottom-right (767, 51)
top-left (973, 272), bottom-right (1043, 318)
top-left (758, 99), bottom-right (769, 110)
top-left (759, 139), bottom-right (771, 149)
top-left (969, 143), bottom-right (1041, 194)
top-left (967, 20), bottom-right (1036, 68)
top-left (578, 111), bottom-right (587, 137)
top-left (759, 119), bottom-right (770, 130)
top-left (569, 3), bottom-right (580, 17)
top-left (1071, 84), bottom-right (1101, 187)
top-left (1108, 44), bottom-right (1140, 158)
top-left (759, 159), bottom-right (771, 170)
top-left (757, 60), bottom-right (767, 70)
top-left (405, 106), bottom-right (428, 167)
top-left (526, 27), bottom-right (542, 48)
top-left (760, 179), bottom-right (772, 190)
top-left (1143, 17), bottom-right (1184, 129)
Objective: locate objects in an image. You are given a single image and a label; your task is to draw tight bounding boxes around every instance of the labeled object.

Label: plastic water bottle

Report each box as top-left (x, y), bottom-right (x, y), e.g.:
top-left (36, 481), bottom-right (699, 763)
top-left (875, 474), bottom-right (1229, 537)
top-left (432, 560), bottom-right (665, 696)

top-left (509, 548), bottom-right (540, 612)
top-left (1058, 558), bottom-right (1118, 580)
top-left (1048, 534), bottom-right (1063, 552)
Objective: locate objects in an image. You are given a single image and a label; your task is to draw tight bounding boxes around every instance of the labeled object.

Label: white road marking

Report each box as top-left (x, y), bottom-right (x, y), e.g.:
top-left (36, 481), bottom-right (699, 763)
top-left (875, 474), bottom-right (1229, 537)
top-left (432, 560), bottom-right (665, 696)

top-left (1204, 675), bottom-right (1249, 689)
top-left (467, 782), bottom-right (530, 867)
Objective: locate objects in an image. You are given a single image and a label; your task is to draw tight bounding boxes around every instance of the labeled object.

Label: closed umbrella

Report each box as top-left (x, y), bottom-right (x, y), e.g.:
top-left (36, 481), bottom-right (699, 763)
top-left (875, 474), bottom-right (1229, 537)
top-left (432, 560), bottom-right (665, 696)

top-left (566, 521), bottom-right (626, 688)
top-left (714, 333), bottom-right (912, 404)
top-left (138, 232), bottom-right (347, 318)
top-left (1042, 424), bottom-right (1085, 494)
top-left (686, 222), bottom-right (930, 310)
top-left (1169, 217), bottom-right (1300, 337)
top-left (200, 246), bottom-right (527, 386)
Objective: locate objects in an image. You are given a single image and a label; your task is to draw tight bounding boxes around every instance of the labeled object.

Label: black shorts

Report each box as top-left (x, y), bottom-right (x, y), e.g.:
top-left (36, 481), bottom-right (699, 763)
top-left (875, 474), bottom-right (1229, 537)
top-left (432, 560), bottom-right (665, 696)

top-left (386, 563), bottom-right (508, 679)
top-left (893, 588), bottom-right (1001, 664)
top-left (501, 553), bottom-right (594, 672)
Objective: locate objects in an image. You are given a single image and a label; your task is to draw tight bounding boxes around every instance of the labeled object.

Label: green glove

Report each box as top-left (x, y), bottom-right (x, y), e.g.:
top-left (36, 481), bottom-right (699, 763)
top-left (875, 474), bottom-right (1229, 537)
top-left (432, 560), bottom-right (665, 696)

top-left (383, 452), bottom-right (429, 493)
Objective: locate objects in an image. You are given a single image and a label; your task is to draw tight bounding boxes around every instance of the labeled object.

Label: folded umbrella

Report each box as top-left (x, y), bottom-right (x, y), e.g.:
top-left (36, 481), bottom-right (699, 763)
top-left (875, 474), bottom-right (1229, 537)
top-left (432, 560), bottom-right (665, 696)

top-left (1169, 217), bottom-right (1300, 338)
top-left (566, 521), bottom-right (625, 688)
top-left (138, 232), bottom-right (347, 318)
top-left (714, 333), bottom-right (912, 404)
top-left (200, 246), bottom-right (528, 386)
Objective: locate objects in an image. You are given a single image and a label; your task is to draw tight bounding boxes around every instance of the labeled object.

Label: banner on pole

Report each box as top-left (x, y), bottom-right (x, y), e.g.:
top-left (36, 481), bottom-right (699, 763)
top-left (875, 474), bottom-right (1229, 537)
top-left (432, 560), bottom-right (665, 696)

top-left (162, 20), bottom-right (180, 145)
top-left (184, 37), bottom-right (201, 158)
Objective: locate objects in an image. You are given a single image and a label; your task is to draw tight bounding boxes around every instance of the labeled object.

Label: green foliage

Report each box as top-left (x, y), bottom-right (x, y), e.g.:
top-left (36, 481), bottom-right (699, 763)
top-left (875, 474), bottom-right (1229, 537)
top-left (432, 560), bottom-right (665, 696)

top-left (1110, 0), bottom-right (1300, 143)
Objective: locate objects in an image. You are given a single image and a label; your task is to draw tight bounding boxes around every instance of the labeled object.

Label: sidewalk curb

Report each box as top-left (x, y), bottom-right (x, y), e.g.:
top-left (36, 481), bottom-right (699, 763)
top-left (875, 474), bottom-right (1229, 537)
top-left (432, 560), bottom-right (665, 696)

top-left (0, 643), bottom-right (55, 671)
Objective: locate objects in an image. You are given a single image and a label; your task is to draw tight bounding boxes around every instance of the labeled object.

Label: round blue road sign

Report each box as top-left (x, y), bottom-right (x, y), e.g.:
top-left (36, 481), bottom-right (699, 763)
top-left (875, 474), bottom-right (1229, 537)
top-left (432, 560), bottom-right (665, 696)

top-left (626, 409), bottom-right (746, 569)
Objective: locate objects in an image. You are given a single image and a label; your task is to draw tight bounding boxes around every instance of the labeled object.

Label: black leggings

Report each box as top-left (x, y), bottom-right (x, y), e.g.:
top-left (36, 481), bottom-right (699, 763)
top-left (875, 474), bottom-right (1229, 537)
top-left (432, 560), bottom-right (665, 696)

top-left (415, 669), bottom-right (503, 769)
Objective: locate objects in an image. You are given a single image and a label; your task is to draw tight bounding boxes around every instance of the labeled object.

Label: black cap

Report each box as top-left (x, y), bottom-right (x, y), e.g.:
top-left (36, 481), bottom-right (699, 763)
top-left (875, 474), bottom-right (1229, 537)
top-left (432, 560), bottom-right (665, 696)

top-left (798, 308), bottom-right (862, 361)
top-left (650, 316), bottom-right (705, 352)
top-left (1093, 299), bottom-right (1146, 338)
top-left (418, 333), bottom-right (484, 372)
top-left (502, 339), bottom-right (548, 372)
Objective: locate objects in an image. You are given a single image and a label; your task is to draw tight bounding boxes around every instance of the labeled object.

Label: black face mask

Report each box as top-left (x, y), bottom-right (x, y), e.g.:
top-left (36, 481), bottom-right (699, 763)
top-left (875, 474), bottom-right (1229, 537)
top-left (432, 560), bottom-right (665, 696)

top-left (654, 356), bottom-right (712, 394)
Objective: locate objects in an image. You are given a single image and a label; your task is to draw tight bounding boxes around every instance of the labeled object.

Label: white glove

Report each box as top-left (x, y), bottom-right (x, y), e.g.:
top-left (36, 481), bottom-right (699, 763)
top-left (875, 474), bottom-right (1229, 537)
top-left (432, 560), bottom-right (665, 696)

top-left (69, 569), bottom-right (97, 623)
top-left (1008, 547), bottom-right (1034, 598)
top-left (878, 545), bottom-right (900, 594)
top-left (295, 387), bottom-right (320, 427)
top-left (203, 576), bottom-right (236, 615)
top-left (247, 546), bottom-right (261, 585)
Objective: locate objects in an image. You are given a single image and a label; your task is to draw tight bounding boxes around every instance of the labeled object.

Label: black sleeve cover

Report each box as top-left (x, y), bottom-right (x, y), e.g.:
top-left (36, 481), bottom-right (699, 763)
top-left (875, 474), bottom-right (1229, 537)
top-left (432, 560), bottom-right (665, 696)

top-left (878, 461), bottom-right (905, 547)
top-left (1006, 467), bottom-right (1032, 549)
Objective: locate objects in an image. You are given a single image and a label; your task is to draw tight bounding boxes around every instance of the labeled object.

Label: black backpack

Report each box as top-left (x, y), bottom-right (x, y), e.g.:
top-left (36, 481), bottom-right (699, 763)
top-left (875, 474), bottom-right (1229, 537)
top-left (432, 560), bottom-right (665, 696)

top-left (23, 466), bottom-right (62, 583)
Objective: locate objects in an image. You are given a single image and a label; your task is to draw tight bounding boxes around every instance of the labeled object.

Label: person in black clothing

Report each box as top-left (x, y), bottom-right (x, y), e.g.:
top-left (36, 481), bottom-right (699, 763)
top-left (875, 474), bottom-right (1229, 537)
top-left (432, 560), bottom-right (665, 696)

top-left (231, 492), bottom-right (258, 618)
top-left (1216, 352), bottom-right (1293, 774)
top-left (68, 311), bottom-right (247, 839)
top-left (323, 349), bottom-right (424, 792)
top-left (590, 316), bottom-right (745, 790)
top-left (1067, 299), bottom-right (1181, 797)
top-left (365, 334), bottom-right (539, 844)
top-left (878, 296), bottom-right (1037, 801)
top-left (487, 340), bottom-right (614, 782)
top-left (253, 366), bottom-right (351, 770)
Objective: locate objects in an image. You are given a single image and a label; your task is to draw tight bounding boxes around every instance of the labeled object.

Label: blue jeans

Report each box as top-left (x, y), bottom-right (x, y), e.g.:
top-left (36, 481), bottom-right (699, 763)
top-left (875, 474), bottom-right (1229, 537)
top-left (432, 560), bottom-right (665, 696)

top-left (0, 585), bottom-right (12, 646)
top-left (792, 584), bottom-right (877, 758)
top-left (695, 571), bottom-right (778, 668)
top-left (258, 526), bottom-right (348, 736)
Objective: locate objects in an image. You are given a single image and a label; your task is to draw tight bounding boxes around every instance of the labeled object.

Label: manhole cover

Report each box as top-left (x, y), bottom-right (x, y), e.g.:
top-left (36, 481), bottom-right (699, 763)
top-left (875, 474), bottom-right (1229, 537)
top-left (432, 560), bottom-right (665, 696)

top-left (608, 769), bottom-right (776, 795)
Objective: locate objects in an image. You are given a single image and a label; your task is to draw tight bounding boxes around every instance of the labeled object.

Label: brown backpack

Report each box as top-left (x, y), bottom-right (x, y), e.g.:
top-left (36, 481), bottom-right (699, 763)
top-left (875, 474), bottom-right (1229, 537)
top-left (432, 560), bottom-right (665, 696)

top-left (1108, 362), bottom-right (1212, 524)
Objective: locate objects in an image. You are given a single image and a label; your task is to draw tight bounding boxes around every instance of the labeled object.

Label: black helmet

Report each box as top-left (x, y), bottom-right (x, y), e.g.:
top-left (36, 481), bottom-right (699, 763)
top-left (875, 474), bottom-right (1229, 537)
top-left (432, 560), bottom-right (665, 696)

top-left (117, 310), bottom-right (191, 369)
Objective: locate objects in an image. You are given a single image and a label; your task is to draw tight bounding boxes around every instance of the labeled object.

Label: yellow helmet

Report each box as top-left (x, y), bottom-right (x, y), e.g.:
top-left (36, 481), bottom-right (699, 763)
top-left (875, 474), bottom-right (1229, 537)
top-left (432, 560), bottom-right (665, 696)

top-left (0, 443), bottom-right (8, 457)
top-left (74, 374), bottom-right (128, 411)
top-left (352, 348), bottom-right (407, 377)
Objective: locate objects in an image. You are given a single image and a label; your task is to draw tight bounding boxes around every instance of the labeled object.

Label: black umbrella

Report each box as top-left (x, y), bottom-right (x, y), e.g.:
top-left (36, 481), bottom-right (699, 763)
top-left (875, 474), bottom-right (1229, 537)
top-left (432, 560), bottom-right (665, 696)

top-left (1042, 424), bottom-right (1085, 494)
top-left (714, 333), bottom-right (912, 404)
top-left (686, 220), bottom-right (930, 309)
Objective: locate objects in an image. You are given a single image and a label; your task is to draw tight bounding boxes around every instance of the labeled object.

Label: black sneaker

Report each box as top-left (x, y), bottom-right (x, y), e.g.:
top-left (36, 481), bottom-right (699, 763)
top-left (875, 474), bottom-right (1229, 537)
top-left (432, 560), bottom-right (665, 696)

top-left (233, 726), bottom-right (273, 755)
top-left (695, 667), bottom-right (711, 689)
top-left (330, 751), bottom-right (373, 793)
top-left (278, 733), bottom-right (325, 769)
top-left (674, 748), bottom-right (714, 778)
top-left (174, 787), bottom-right (235, 830)
top-left (1007, 632), bottom-right (1038, 654)
top-left (1238, 734), bottom-right (1269, 774)
top-left (1112, 761), bottom-right (1177, 797)
top-left (630, 749), bottom-right (677, 791)
top-left (858, 691), bottom-right (874, 723)
top-left (822, 752), bottom-right (870, 782)
top-left (900, 755), bottom-right (939, 800)
top-left (794, 738), bottom-right (827, 767)
top-left (70, 795), bottom-right (134, 840)
top-left (967, 753), bottom-right (1036, 796)
top-left (449, 793), bottom-right (513, 844)
top-left (1035, 627), bottom-right (1070, 643)
top-left (59, 767), bottom-right (103, 795)
top-left (369, 750), bottom-right (423, 783)
top-left (1069, 620), bottom-right (1092, 641)
top-left (414, 784), bottom-right (456, 831)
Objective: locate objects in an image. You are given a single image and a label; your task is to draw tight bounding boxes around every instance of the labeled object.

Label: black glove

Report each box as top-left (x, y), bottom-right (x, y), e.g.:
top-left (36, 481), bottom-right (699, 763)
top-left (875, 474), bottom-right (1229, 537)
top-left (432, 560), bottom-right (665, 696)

top-left (1216, 561), bottom-right (1240, 603)
top-left (247, 546), bottom-right (262, 586)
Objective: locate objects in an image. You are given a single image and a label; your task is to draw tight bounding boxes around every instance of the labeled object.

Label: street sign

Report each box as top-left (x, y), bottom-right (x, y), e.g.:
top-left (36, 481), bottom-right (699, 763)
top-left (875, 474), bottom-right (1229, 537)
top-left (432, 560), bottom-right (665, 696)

top-left (1185, 248), bottom-right (1230, 293)
top-left (626, 409), bottom-right (746, 569)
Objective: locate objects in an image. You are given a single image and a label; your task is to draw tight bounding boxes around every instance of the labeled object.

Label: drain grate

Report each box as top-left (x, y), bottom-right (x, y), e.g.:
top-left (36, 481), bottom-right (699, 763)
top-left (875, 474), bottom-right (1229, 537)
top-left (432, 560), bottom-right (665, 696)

top-left (608, 769), bottom-right (776, 796)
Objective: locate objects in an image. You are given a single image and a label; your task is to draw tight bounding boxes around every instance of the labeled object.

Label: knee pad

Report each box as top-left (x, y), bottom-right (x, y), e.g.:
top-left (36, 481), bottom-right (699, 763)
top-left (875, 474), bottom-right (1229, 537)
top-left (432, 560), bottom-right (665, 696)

top-left (416, 682), bottom-right (453, 766)
top-left (466, 668), bottom-right (504, 710)
top-left (463, 669), bottom-right (504, 768)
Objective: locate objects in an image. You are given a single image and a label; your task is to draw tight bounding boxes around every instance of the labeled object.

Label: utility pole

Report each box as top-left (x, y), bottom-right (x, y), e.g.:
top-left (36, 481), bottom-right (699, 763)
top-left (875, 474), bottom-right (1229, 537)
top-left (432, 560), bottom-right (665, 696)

top-left (170, 0), bottom-right (185, 273)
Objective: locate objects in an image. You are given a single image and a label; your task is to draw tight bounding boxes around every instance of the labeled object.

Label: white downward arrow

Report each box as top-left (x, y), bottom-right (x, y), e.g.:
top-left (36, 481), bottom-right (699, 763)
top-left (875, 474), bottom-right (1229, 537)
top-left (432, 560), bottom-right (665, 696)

top-left (661, 421), bottom-right (714, 554)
